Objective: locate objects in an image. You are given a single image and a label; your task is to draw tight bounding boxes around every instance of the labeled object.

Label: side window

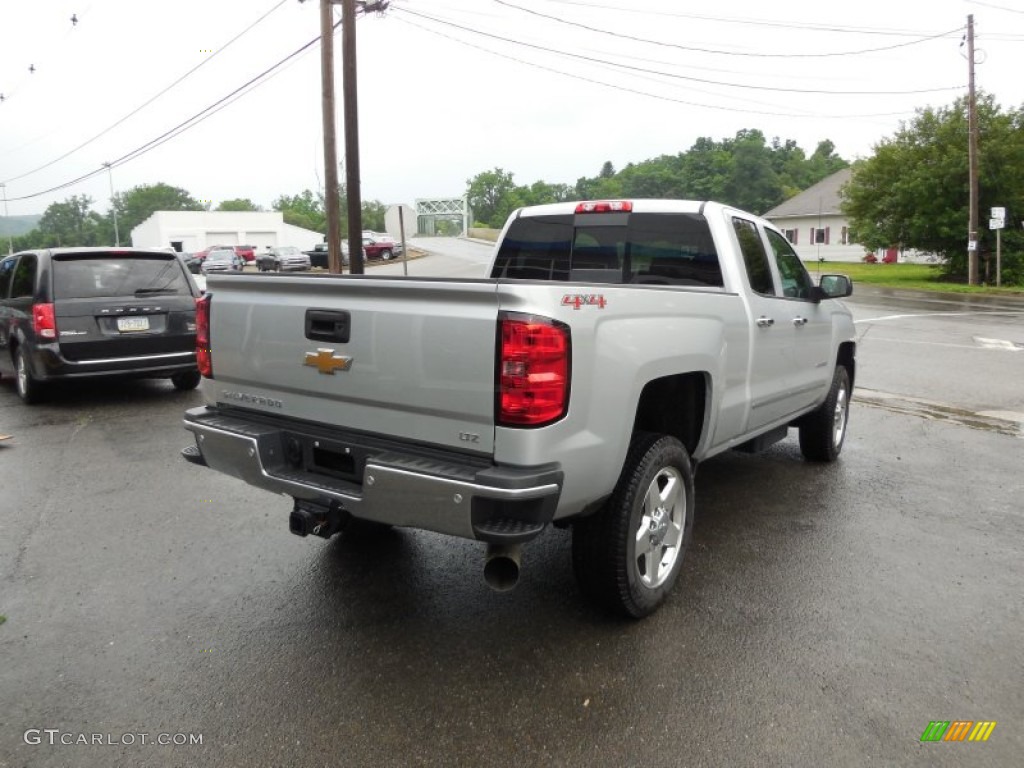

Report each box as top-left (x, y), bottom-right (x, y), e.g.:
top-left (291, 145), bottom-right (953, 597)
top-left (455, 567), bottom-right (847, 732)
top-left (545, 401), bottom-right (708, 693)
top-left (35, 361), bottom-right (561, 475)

top-left (732, 218), bottom-right (774, 296)
top-left (10, 254), bottom-right (37, 299)
top-left (766, 229), bottom-right (815, 300)
top-left (0, 257), bottom-right (16, 299)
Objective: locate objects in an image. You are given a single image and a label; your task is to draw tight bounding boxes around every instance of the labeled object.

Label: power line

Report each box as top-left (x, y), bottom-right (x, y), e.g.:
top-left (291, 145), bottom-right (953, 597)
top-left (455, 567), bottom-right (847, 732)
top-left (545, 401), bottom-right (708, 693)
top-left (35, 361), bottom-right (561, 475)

top-left (393, 14), bottom-right (922, 121)
top-left (0, 0), bottom-right (290, 186)
top-left (398, 7), bottom-right (965, 95)
top-left (539, 0), bottom-right (962, 37)
top-left (6, 25), bottom-right (331, 203)
top-left (493, 0), bottom-right (963, 57)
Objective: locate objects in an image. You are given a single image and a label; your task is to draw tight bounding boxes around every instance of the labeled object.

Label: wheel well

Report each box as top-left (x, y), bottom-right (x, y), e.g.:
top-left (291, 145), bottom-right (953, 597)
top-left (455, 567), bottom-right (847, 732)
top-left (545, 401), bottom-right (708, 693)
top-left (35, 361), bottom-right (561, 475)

top-left (837, 341), bottom-right (856, 388)
top-left (631, 372), bottom-right (707, 456)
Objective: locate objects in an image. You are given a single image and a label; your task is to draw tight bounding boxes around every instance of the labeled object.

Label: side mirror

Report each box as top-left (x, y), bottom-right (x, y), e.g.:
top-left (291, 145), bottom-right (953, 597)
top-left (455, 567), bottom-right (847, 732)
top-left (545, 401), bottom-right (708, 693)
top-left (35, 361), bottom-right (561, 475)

top-left (817, 274), bottom-right (853, 300)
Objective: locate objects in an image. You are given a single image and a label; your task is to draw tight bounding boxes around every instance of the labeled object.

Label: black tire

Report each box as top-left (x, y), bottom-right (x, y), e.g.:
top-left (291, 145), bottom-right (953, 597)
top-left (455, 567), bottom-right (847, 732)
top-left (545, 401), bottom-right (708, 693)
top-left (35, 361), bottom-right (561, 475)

top-left (572, 432), bottom-right (695, 619)
top-left (379, 249), bottom-right (393, 261)
top-left (14, 347), bottom-right (45, 405)
top-left (799, 365), bottom-right (851, 462)
top-left (171, 370), bottom-right (202, 391)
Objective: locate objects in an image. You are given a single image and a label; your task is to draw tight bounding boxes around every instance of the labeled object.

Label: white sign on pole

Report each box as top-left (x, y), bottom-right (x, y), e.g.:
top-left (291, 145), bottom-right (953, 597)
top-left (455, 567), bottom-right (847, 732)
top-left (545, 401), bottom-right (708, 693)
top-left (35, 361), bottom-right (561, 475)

top-left (989, 218), bottom-right (1004, 230)
top-left (991, 206), bottom-right (1005, 219)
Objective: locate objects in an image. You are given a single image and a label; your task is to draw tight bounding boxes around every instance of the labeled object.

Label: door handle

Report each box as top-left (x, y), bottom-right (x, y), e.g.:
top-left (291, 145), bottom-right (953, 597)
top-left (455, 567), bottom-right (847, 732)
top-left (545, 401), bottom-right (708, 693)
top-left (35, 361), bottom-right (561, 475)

top-left (756, 316), bottom-right (774, 327)
top-left (792, 316), bottom-right (808, 326)
top-left (305, 309), bottom-right (351, 343)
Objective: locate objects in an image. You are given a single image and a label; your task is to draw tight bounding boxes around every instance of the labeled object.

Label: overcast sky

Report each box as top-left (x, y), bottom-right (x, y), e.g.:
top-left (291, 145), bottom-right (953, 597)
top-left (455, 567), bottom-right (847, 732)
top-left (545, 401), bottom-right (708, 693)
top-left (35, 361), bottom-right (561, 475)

top-left (1, 0), bottom-right (1022, 219)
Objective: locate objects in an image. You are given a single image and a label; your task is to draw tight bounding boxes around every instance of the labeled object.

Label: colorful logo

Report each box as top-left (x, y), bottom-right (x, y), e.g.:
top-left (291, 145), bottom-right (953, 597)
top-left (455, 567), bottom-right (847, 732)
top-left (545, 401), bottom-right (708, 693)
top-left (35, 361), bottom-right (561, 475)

top-left (920, 721), bottom-right (997, 742)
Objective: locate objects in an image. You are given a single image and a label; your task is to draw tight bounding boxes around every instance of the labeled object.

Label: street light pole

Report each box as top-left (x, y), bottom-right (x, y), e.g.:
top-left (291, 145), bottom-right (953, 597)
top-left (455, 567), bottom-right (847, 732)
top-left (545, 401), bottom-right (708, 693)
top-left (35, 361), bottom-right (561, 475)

top-left (103, 162), bottom-right (120, 247)
top-left (1, 182), bottom-right (12, 255)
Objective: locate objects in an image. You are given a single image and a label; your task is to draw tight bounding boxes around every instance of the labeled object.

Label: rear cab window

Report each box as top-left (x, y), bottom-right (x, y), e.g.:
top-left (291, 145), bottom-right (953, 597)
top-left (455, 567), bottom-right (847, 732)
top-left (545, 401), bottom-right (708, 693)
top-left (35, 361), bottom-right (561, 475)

top-left (52, 253), bottom-right (192, 300)
top-left (492, 212), bottom-right (724, 288)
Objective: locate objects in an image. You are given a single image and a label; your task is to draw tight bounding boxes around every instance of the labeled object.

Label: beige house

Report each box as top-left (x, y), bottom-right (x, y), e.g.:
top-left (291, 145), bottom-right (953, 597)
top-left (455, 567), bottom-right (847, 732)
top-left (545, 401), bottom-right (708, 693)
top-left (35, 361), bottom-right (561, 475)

top-left (763, 168), bottom-right (873, 263)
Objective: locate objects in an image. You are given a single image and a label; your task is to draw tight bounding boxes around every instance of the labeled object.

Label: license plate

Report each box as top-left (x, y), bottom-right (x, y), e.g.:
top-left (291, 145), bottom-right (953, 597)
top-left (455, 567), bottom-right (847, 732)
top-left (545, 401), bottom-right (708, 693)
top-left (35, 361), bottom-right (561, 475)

top-left (117, 316), bottom-right (150, 333)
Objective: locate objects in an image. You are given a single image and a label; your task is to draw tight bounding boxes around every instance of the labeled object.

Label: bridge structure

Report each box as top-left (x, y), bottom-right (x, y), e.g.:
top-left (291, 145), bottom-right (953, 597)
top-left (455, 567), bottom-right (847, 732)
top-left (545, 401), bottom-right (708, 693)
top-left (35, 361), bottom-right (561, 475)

top-left (415, 196), bottom-right (470, 236)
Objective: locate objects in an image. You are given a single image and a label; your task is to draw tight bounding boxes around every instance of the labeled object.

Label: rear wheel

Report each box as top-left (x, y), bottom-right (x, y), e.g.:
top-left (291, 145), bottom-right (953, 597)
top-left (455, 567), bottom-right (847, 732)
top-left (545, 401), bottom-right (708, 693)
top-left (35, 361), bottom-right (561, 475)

top-left (573, 432), bottom-right (694, 618)
top-left (171, 370), bottom-right (202, 391)
top-left (798, 365), bottom-right (850, 462)
top-left (15, 348), bottom-right (45, 404)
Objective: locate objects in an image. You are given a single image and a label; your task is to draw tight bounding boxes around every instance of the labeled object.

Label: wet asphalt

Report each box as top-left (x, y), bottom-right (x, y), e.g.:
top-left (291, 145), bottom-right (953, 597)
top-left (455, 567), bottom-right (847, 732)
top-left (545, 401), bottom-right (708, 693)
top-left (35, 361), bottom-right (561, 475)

top-left (1, 280), bottom-right (1022, 768)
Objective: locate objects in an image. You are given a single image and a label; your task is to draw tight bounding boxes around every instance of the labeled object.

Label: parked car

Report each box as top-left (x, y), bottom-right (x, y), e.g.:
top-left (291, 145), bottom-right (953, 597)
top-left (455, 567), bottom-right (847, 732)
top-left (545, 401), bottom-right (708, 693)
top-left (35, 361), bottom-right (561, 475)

top-left (362, 230), bottom-right (403, 256)
top-left (0, 247), bottom-right (201, 403)
top-left (178, 252), bottom-right (203, 274)
top-left (234, 244), bottom-right (256, 263)
top-left (256, 246), bottom-right (311, 272)
top-left (201, 248), bottom-right (244, 274)
top-left (362, 233), bottom-right (399, 260)
top-left (303, 242), bottom-right (353, 269)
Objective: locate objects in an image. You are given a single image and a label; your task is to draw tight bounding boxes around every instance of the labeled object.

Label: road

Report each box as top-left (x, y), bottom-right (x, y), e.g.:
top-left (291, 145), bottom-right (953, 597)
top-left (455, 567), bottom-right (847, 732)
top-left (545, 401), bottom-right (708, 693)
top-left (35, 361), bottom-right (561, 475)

top-left (1, 242), bottom-right (1021, 767)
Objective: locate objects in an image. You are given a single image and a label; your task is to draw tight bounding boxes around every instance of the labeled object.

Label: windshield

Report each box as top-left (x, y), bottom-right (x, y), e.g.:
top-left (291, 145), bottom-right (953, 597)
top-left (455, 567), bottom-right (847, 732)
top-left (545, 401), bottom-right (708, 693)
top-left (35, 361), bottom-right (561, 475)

top-left (277, 247), bottom-right (299, 255)
top-left (53, 254), bottom-right (192, 299)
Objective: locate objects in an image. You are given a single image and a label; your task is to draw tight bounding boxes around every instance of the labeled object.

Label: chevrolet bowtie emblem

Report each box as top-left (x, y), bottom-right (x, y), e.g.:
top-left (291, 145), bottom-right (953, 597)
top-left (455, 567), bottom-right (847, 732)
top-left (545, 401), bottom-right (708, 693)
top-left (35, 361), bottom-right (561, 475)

top-left (304, 348), bottom-right (353, 375)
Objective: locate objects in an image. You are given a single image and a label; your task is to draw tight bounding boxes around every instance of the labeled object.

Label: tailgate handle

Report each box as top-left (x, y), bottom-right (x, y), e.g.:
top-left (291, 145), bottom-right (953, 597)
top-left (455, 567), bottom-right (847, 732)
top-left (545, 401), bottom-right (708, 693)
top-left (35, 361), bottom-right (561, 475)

top-left (305, 309), bottom-right (351, 343)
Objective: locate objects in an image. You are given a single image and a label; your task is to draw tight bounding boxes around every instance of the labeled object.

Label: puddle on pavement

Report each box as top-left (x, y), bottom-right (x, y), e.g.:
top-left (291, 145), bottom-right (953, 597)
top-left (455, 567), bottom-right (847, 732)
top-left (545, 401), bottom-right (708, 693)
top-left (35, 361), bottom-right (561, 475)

top-left (855, 390), bottom-right (1022, 438)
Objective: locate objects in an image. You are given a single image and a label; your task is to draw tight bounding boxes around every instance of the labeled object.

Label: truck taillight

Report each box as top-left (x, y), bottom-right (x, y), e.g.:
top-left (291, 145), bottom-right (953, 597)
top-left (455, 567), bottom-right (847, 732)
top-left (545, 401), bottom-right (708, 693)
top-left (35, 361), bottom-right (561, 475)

top-left (498, 313), bottom-right (570, 427)
top-left (196, 293), bottom-right (212, 378)
top-left (32, 303), bottom-right (57, 339)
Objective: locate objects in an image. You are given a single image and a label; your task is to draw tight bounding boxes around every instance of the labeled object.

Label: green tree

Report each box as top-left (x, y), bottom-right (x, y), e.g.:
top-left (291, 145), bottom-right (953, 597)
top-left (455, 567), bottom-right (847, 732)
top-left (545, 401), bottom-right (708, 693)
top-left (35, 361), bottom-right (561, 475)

top-left (361, 199), bottom-right (387, 232)
top-left (112, 182), bottom-right (205, 239)
top-left (273, 189), bottom-right (326, 233)
top-left (842, 93), bottom-right (1024, 279)
top-left (216, 198), bottom-right (263, 212)
top-left (37, 195), bottom-right (105, 246)
top-left (466, 168), bottom-right (518, 227)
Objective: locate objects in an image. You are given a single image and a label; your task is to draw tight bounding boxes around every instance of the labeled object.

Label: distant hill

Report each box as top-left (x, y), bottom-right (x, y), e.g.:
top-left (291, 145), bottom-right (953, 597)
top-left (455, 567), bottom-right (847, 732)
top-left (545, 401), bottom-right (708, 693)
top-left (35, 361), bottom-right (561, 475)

top-left (0, 214), bottom-right (42, 237)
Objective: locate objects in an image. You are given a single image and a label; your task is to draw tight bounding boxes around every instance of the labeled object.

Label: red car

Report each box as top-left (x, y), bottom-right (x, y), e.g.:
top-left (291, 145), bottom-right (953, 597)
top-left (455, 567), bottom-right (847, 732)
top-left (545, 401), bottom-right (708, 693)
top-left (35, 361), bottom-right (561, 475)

top-left (234, 245), bottom-right (256, 263)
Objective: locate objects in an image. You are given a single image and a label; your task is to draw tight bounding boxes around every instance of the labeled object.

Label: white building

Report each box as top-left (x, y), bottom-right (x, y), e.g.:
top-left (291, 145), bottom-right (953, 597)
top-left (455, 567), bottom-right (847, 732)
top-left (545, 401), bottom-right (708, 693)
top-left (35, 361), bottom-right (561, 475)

top-left (130, 211), bottom-right (324, 254)
top-left (763, 168), bottom-right (871, 263)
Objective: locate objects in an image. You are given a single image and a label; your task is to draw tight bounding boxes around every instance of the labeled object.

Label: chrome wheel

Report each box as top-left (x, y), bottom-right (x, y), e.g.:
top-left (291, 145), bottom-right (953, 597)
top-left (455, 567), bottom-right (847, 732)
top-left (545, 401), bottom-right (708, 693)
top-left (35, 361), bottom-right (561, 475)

top-left (832, 379), bottom-right (849, 448)
top-left (16, 351), bottom-right (28, 397)
top-left (635, 466), bottom-right (686, 589)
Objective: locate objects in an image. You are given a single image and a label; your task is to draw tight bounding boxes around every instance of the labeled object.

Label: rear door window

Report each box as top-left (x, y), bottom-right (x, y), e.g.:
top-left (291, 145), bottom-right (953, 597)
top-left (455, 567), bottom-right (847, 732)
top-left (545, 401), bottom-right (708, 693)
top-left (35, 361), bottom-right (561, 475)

top-left (0, 256), bottom-right (16, 299)
top-left (732, 217), bottom-right (775, 296)
top-left (10, 254), bottom-right (37, 298)
top-left (53, 254), bottom-right (191, 299)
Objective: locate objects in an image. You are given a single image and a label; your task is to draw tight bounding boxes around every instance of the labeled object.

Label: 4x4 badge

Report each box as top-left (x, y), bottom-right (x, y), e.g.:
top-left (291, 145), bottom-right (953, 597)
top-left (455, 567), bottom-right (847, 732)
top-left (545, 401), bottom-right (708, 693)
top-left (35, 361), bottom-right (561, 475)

top-left (304, 348), bottom-right (353, 375)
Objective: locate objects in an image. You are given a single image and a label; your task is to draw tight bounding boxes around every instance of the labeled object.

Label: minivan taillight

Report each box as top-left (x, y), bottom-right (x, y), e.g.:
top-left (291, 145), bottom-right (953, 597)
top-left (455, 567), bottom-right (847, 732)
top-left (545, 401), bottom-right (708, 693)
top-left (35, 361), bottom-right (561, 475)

top-left (497, 313), bottom-right (570, 427)
top-left (32, 303), bottom-right (57, 340)
top-left (196, 293), bottom-right (212, 378)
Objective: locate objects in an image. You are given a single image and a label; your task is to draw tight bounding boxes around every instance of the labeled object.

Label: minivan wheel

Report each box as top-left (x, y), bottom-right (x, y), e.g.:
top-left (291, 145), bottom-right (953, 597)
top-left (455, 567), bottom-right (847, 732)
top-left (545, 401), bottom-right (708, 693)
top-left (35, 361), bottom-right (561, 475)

top-left (15, 348), bottom-right (45, 404)
top-left (171, 370), bottom-right (202, 391)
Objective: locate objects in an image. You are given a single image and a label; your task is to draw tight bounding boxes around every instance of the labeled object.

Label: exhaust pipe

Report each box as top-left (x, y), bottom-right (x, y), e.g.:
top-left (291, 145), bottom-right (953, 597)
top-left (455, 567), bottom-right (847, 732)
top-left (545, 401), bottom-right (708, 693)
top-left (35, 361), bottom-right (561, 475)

top-left (483, 543), bottom-right (522, 592)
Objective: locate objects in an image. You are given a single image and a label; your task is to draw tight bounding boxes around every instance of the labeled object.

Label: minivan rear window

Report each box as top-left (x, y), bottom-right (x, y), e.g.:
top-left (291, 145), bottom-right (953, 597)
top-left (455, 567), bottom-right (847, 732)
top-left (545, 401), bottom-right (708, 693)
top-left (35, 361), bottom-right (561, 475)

top-left (53, 253), bottom-right (192, 299)
top-left (492, 212), bottom-right (723, 287)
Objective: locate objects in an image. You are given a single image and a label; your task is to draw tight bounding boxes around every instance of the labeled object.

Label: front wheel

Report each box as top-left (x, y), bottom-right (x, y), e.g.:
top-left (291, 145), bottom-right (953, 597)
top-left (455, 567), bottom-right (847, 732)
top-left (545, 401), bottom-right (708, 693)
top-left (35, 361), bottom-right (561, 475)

top-left (798, 365), bottom-right (851, 462)
top-left (572, 433), bottom-right (694, 619)
top-left (379, 249), bottom-right (394, 261)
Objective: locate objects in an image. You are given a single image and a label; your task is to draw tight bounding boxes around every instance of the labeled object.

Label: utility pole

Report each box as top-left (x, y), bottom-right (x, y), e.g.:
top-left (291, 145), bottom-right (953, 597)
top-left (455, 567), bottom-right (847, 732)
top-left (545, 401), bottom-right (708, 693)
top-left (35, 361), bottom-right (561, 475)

top-left (966, 14), bottom-right (980, 285)
top-left (1, 183), bottom-right (12, 255)
top-left (342, 0), bottom-right (365, 274)
top-left (103, 162), bottom-right (120, 247)
top-left (318, 0), bottom-right (344, 274)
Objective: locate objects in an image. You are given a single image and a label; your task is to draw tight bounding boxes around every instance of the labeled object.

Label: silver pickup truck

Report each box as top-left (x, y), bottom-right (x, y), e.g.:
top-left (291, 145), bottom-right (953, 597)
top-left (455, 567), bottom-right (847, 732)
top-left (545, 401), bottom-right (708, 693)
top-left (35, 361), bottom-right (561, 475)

top-left (184, 200), bottom-right (855, 618)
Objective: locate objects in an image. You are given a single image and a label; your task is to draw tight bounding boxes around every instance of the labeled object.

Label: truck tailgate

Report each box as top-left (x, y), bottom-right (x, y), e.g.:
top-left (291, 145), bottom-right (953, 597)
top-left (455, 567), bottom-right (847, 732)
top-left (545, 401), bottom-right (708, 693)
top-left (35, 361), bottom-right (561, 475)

top-left (205, 275), bottom-right (500, 453)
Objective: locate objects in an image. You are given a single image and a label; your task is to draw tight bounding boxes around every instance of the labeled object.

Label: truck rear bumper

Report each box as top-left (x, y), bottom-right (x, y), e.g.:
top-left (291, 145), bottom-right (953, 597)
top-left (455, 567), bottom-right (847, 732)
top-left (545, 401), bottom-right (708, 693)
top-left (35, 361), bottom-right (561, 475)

top-left (183, 406), bottom-right (562, 543)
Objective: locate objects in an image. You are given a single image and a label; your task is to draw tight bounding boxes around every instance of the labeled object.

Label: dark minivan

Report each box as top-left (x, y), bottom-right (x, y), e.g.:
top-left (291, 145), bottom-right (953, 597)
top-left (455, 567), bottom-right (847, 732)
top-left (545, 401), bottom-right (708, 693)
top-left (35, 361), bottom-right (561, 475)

top-left (0, 247), bottom-right (201, 404)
